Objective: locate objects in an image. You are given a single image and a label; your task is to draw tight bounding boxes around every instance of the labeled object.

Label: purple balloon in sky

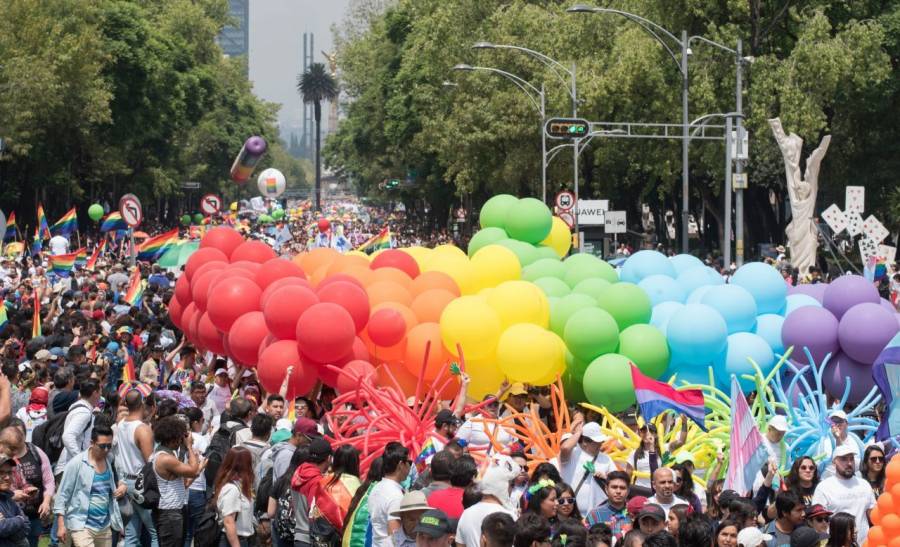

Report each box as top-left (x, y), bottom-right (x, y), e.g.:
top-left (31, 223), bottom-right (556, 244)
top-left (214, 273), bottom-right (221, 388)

top-left (788, 283), bottom-right (827, 303)
top-left (838, 302), bottom-right (900, 364)
top-left (781, 306), bottom-right (839, 364)
top-left (822, 275), bottom-right (880, 320)
top-left (821, 351), bottom-right (874, 405)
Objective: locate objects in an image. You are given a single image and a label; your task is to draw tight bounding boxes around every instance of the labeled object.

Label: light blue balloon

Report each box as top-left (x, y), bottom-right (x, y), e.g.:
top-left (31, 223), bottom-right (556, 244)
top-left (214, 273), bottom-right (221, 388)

top-left (666, 303), bottom-right (728, 364)
top-left (662, 361), bottom-right (713, 386)
top-left (686, 285), bottom-right (715, 304)
top-left (753, 313), bottom-right (786, 355)
top-left (730, 262), bottom-right (788, 315)
top-left (620, 250), bottom-right (677, 284)
top-left (639, 274), bottom-right (687, 306)
top-left (677, 266), bottom-right (724, 296)
top-left (700, 284), bottom-right (758, 334)
top-left (783, 294), bottom-right (822, 316)
top-left (714, 332), bottom-right (775, 393)
top-left (650, 301), bottom-right (685, 335)
top-left (669, 254), bottom-right (705, 276)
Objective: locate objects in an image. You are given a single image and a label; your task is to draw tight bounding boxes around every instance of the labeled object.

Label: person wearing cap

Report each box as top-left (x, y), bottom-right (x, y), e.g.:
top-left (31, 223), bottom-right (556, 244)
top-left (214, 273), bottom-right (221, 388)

top-left (646, 468), bottom-right (688, 518)
top-left (208, 362), bottom-right (234, 414)
top-left (388, 491), bottom-right (432, 547)
top-left (584, 470), bottom-right (632, 541)
top-left (736, 527), bottom-right (773, 547)
top-left (100, 341), bottom-right (126, 394)
top-left (415, 508), bottom-right (455, 547)
top-left (762, 491), bottom-right (805, 546)
top-left (811, 444), bottom-right (875, 545)
top-left (291, 437), bottom-right (338, 544)
top-left (15, 386), bottom-right (48, 442)
top-left (559, 412), bottom-right (617, 516)
top-left (820, 410), bottom-right (861, 479)
top-left (271, 417), bottom-right (319, 483)
top-left (0, 454), bottom-right (29, 545)
top-left (804, 504), bottom-right (832, 537)
top-left (434, 409), bottom-right (462, 452)
top-left (369, 444), bottom-right (413, 547)
top-left (635, 503), bottom-right (666, 535)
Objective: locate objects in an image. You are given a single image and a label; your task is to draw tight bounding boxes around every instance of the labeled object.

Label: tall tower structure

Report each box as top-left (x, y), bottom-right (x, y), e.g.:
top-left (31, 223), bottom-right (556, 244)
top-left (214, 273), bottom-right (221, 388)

top-left (300, 32), bottom-right (315, 161)
top-left (219, 0), bottom-right (250, 73)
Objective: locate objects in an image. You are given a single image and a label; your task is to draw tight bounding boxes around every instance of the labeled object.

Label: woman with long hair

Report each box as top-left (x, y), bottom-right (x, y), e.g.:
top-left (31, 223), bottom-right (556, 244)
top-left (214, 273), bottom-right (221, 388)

top-left (554, 483), bottom-right (582, 523)
top-left (666, 504), bottom-right (690, 538)
top-left (523, 481), bottom-right (559, 533)
top-left (672, 463), bottom-right (702, 514)
top-left (713, 518), bottom-right (741, 547)
top-left (824, 512), bottom-right (856, 547)
top-left (625, 423), bottom-right (663, 491)
top-left (784, 456), bottom-right (820, 504)
top-left (214, 447), bottom-right (256, 547)
top-left (860, 445), bottom-right (886, 497)
top-left (323, 445), bottom-right (361, 524)
top-left (706, 479), bottom-right (725, 520)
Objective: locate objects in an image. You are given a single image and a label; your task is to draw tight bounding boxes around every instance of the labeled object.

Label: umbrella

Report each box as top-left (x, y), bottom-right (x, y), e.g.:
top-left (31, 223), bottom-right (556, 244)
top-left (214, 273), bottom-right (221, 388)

top-left (158, 241), bottom-right (199, 268)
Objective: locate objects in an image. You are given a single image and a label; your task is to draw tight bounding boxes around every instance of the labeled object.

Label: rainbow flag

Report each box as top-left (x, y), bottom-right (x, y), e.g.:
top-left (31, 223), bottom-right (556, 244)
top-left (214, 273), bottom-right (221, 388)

top-left (0, 303), bottom-right (8, 333)
top-left (123, 268), bottom-right (144, 306)
top-left (30, 227), bottom-right (42, 256)
top-left (74, 247), bottom-right (87, 266)
top-left (50, 207), bottom-right (78, 236)
top-left (31, 291), bottom-right (41, 338)
top-left (266, 175), bottom-right (278, 195)
top-left (122, 354), bottom-right (136, 384)
top-left (136, 228), bottom-right (179, 262)
top-left (864, 255), bottom-right (888, 283)
top-left (4, 212), bottom-right (16, 241)
top-left (48, 252), bottom-right (78, 277)
top-left (414, 438), bottom-right (437, 472)
top-left (36, 204), bottom-right (50, 240)
top-left (86, 241), bottom-right (105, 270)
top-left (356, 227), bottom-right (391, 253)
top-left (100, 212), bottom-right (128, 232)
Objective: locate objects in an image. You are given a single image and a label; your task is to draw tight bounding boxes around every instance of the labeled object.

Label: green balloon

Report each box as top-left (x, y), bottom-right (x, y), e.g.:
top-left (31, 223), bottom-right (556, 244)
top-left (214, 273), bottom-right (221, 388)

top-left (259, 214), bottom-right (273, 223)
top-left (583, 353), bottom-right (636, 411)
top-left (193, 213), bottom-right (204, 224)
top-left (88, 204), bottom-right (104, 222)
top-left (272, 209), bottom-right (285, 219)
top-left (562, 370), bottom-right (587, 403)
top-left (479, 194), bottom-right (518, 229)
top-left (549, 293), bottom-right (596, 336)
top-left (572, 278), bottom-right (612, 304)
top-left (562, 253), bottom-right (618, 287)
top-left (534, 245), bottom-right (561, 260)
top-left (467, 227), bottom-right (508, 257)
top-left (180, 214), bottom-right (191, 226)
top-left (495, 239), bottom-right (539, 266)
top-left (522, 258), bottom-right (566, 282)
top-left (618, 324), bottom-right (670, 379)
top-left (595, 282), bottom-right (652, 330)
top-left (533, 277), bottom-right (571, 298)
top-left (565, 350), bottom-right (591, 382)
top-left (564, 307), bottom-right (620, 362)
top-left (503, 198), bottom-right (552, 244)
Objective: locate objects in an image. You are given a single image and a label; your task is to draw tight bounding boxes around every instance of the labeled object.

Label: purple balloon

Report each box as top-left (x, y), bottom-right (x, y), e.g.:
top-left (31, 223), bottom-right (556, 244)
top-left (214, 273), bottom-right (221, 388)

top-left (781, 306), bottom-right (839, 364)
top-left (821, 351), bottom-right (874, 405)
top-left (838, 303), bottom-right (900, 364)
top-left (897, 313), bottom-right (900, 329)
top-left (822, 275), bottom-right (880, 320)
top-left (788, 283), bottom-right (827, 303)
top-left (882, 298), bottom-right (898, 314)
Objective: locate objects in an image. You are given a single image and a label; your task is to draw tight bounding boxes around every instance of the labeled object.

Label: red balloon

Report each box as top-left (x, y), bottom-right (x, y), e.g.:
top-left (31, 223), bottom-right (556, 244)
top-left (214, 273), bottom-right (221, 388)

top-left (227, 311), bottom-right (269, 366)
top-left (200, 227), bottom-right (245, 258)
top-left (258, 341), bottom-right (319, 399)
top-left (193, 260), bottom-right (228, 283)
top-left (260, 277), bottom-right (312, 309)
top-left (197, 312), bottom-right (226, 355)
top-left (316, 281), bottom-right (370, 333)
top-left (191, 270), bottom-right (220, 312)
top-left (181, 303), bottom-right (199, 340)
top-left (317, 218), bottom-right (330, 232)
top-left (336, 360), bottom-right (377, 393)
top-left (258, 333), bottom-right (279, 360)
top-left (367, 308), bottom-right (407, 347)
top-left (185, 248), bottom-right (228, 281)
top-left (186, 307), bottom-right (203, 346)
top-left (296, 303), bottom-right (356, 363)
top-left (168, 297), bottom-right (184, 329)
top-left (317, 362), bottom-right (341, 388)
top-left (371, 250), bottom-right (420, 279)
top-left (174, 275), bottom-right (193, 307)
top-left (256, 258), bottom-right (307, 290)
top-left (207, 277), bottom-right (262, 332)
top-left (264, 286), bottom-right (319, 340)
top-left (317, 273), bottom-right (365, 292)
top-left (230, 261), bottom-right (262, 274)
top-left (230, 240), bottom-right (277, 264)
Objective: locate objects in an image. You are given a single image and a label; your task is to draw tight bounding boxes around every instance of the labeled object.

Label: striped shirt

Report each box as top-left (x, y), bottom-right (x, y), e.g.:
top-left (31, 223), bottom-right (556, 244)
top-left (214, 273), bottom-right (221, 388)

top-left (85, 467), bottom-right (112, 531)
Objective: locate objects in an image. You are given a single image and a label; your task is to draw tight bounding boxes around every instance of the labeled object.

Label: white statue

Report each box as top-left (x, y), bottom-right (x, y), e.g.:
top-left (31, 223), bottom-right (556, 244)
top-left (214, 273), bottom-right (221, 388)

top-left (768, 118), bottom-right (831, 276)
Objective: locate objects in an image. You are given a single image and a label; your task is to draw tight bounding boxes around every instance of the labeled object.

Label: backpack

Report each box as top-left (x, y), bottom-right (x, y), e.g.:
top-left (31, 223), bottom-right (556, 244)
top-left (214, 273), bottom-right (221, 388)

top-left (203, 421), bottom-right (247, 494)
top-left (310, 516), bottom-right (341, 547)
top-left (272, 486), bottom-right (295, 542)
top-left (131, 454), bottom-right (160, 509)
top-left (193, 505), bottom-right (221, 547)
top-left (32, 401), bottom-right (92, 464)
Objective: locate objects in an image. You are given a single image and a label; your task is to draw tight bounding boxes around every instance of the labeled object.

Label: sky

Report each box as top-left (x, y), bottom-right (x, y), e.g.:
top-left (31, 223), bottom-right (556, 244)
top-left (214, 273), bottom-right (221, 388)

top-left (248, 0), bottom-right (353, 140)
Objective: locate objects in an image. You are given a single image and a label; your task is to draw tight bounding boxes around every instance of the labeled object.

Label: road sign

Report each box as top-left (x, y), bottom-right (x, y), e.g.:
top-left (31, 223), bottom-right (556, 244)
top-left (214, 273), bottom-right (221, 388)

top-left (544, 118), bottom-right (590, 140)
top-left (181, 181), bottom-right (201, 190)
top-left (118, 194), bottom-right (143, 227)
top-left (200, 194), bottom-right (222, 215)
top-left (732, 173), bottom-right (748, 190)
top-left (559, 211), bottom-right (575, 229)
top-left (605, 211), bottom-right (627, 234)
top-left (555, 191), bottom-right (575, 211)
top-left (577, 199), bottom-right (609, 226)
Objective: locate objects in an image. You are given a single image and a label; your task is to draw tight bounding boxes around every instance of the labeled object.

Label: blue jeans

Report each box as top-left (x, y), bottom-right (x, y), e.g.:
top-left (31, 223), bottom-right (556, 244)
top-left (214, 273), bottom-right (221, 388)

top-left (26, 516), bottom-right (44, 547)
top-left (123, 478), bottom-right (159, 547)
top-left (184, 489), bottom-right (207, 547)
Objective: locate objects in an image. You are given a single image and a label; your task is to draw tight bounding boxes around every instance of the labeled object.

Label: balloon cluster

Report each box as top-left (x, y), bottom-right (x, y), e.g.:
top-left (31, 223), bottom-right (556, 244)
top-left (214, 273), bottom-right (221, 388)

top-left (866, 457), bottom-right (900, 546)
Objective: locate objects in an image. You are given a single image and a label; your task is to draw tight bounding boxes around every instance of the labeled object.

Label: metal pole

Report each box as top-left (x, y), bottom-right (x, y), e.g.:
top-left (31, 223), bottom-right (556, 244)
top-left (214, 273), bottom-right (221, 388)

top-left (724, 116), bottom-right (732, 267)
top-left (734, 39), bottom-right (745, 266)
top-left (574, 137), bottom-right (581, 252)
top-left (571, 61), bottom-right (578, 117)
top-left (680, 30), bottom-right (690, 253)
top-left (541, 84), bottom-right (547, 203)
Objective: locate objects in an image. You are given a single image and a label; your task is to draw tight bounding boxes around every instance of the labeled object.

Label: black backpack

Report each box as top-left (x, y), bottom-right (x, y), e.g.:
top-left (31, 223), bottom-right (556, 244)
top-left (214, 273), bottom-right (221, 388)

top-left (254, 466), bottom-right (275, 517)
top-left (310, 516), bottom-right (341, 547)
top-left (131, 455), bottom-right (160, 509)
top-left (203, 421), bottom-right (247, 494)
top-left (32, 402), bottom-right (92, 464)
top-left (272, 486), bottom-right (295, 542)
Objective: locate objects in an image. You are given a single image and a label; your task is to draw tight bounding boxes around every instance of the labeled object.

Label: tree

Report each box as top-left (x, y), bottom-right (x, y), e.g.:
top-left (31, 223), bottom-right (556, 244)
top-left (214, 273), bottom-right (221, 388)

top-left (297, 62), bottom-right (338, 212)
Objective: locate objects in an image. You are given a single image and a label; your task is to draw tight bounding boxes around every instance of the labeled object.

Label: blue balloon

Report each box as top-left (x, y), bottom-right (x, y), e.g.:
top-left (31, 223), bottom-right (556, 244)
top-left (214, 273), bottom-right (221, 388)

top-left (669, 254), bottom-right (705, 276)
top-left (783, 294), bottom-right (822, 316)
top-left (620, 250), bottom-right (677, 283)
top-left (663, 361), bottom-right (714, 386)
top-left (753, 313), bottom-right (786, 355)
top-left (686, 285), bottom-right (715, 304)
top-left (700, 284), bottom-right (758, 334)
top-left (714, 332), bottom-right (776, 393)
top-left (677, 266), bottom-right (724, 296)
top-left (650, 301), bottom-right (685, 335)
top-left (731, 262), bottom-right (788, 315)
top-left (667, 303), bottom-right (728, 364)
top-left (639, 274), bottom-right (687, 306)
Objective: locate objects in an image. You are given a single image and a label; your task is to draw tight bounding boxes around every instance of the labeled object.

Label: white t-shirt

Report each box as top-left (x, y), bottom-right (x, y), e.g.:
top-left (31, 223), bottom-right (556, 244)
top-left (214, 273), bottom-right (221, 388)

top-left (368, 478), bottom-right (404, 547)
top-left (49, 235), bottom-right (69, 256)
top-left (189, 432), bottom-right (210, 492)
top-left (217, 482), bottom-right (255, 537)
top-left (646, 494), bottom-right (688, 517)
top-left (626, 449), bottom-right (657, 488)
top-left (812, 475), bottom-right (875, 545)
top-left (455, 417), bottom-right (513, 450)
top-left (456, 501), bottom-right (517, 547)
top-left (560, 446), bottom-right (617, 515)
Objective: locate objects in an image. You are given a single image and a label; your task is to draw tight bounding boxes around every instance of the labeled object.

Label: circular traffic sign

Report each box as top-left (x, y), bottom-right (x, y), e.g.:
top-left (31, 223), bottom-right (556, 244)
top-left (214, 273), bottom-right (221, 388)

top-left (559, 211), bottom-right (575, 229)
top-left (556, 191), bottom-right (575, 211)
top-left (118, 194), bottom-right (143, 227)
top-left (200, 194), bottom-right (222, 215)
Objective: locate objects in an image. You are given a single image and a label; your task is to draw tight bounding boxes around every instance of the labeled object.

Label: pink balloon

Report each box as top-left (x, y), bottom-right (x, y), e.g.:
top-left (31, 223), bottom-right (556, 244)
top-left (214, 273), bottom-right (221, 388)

top-left (296, 303), bottom-right (356, 363)
top-left (316, 281), bottom-right (370, 333)
top-left (256, 258), bottom-right (307, 291)
top-left (371, 250), bottom-right (420, 278)
top-left (230, 240), bottom-right (277, 264)
top-left (264, 285), bottom-right (319, 340)
top-left (367, 308), bottom-right (407, 347)
top-left (258, 341), bottom-right (319, 399)
top-left (197, 312), bottom-right (226, 355)
top-left (260, 277), bottom-right (312, 309)
top-left (185, 248), bottom-right (228, 281)
top-left (207, 277), bottom-right (262, 332)
top-left (230, 261), bottom-right (262, 274)
top-left (200, 227), bottom-right (245, 258)
top-left (227, 311), bottom-right (269, 366)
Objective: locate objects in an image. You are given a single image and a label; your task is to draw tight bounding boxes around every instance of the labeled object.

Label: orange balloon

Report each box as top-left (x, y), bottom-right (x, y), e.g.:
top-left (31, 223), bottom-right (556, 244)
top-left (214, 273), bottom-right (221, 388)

top-left (326, 254), bottom-right (370, 277)
top-left (437, 375), bottom-right (460, 401)
top-left (411, 289), bottom-right (457, 323)
top-left (878, 493), bottom-right (894, 516)
top-left (310, 264), bottom-right (331, 288)
top-left (410, 271), bottom-right (461, 298)
top-left (887, 458), bottom-right (900, 488)
top-left (299, 247), bottom-right (339, 276)
top-left (360, 328), bottom-right (406, 362)
top-left (342, 265), bottom-right (376, 287)
top-left (868, 526), bottom-right (886, 547)
top-left (872, 505), bottom-right (883, 526)
top-left (888, 536), bottom-right (900, 547)
top-left (883, 513), bottom-right (900, 536)
top-left (371, 267), bottom-right (413, 288)
top-left (891, 483), bottom-right (900, 502)
top-left (404, 322), bottom-right (452, 380)
top-left (367, 281), bottom-right (413, 308)
top-left (377, 361), bottom-right (417, 397)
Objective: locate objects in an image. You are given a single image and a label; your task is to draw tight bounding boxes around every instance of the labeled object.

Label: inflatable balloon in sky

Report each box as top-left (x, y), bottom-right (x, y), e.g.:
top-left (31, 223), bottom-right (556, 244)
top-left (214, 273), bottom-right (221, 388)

top-left (257, 168), bottom-right (286, 198)
top-left (230, 136), bottom-right (268, 183)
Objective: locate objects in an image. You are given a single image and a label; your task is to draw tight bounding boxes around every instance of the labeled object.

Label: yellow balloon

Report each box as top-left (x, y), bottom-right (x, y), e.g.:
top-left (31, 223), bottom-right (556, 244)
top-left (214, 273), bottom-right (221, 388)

top-left (345, 250), bottom-right (370, 260)
top-left (440, 296), bottom-right (502, 360)
top-left (465, 357), bottom-right (506, 400)
top-left (424, 252), bottom-right (477, 295)
top-left (471, 245), bottom-right (521, 290)
top-left (229, 202), bottom-right (238, 212)
top-left (496, 324), bottom-right (565, 384)
top-left (541, 216), bottom-right (572, 258)
top-left (487, 280), bottom-right (549, 329)
top-left (533, 335), bottom-right (567, 385)
top-left (402, 246), bottom-right (433, 270)
top-left (434, 244), bottom-right (467, 259)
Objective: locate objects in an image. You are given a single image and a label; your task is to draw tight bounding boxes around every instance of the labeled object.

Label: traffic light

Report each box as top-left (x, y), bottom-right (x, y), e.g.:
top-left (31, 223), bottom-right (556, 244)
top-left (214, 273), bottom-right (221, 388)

top-left (544, 118), bottom-right (590, 139)
top-left (386, 179), bottom-right (400, 189)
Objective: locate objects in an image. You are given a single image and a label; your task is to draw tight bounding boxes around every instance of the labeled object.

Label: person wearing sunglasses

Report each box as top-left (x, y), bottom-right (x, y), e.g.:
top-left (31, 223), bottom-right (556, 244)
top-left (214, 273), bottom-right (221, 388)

top-left (859, 445), bottom-right (886, 497)
top-left (554, 483), bottom-right (582, 524)
top-left (821, 410), bottom-right (861, 479)
top-left (805, 504), bottom-right (832, 538)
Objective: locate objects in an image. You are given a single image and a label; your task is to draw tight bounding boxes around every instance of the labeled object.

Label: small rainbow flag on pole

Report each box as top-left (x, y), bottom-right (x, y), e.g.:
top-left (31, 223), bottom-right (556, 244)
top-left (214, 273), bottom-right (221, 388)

top-left (30, 226), bottom-right (42, 256)
top-left (121, 353), bottom-right (136, 384)
top-left (86, 241), bottom-right (105, 271)
top-left (36, 204), bottom-right (50, 240)
top-left (4, 212), bottom-right (16, 242)
top-left (414, 438), bottom-right (437, 472)
top-left (136, 228), bottom-right (179, 262)
top-left (100, 212), bottom-right (128, 232)
top-left (74, 247), bottom-right (87, 266)
top-left (123, 268), bottom-right (144, 307)
top-left (50, 207), bottom-right (78, 236)
top-left (31, 290), bottom-right (41, 338)
top-left (355, 227), bottom-right (392, 253)
top-left (48, 252), bottom-right (78, 277)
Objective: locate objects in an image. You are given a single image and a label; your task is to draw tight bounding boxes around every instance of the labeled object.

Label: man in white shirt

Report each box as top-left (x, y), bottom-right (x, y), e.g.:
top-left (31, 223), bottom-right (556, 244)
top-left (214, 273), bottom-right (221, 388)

top-left (821, 409), bottom-right (861, 478)
top-left (812, 444), bottom-right (876, 545)
top-left (48, 234), bottom-right (69, 256)
top-left (559, 415), bottom-right (617, 516)
top-left (368, 444), bottom-right (411, 547)
top-left (753, 415), bottom-right (789, 492)
top-left (646, 467), bottom-right (688, 517)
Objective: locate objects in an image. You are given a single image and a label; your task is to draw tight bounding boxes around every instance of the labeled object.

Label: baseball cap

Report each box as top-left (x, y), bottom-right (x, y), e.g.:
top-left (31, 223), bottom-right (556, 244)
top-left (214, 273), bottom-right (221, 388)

top-left (293, 417), bottom-right (319, 437)
top-left (581, 422), bottom-right (607, 443)
top-left (737, 528), bottom-right (772, 547)
top-left (805, 504), bottom-right (832, 520)
top-left (636, 504), bottom-right (666, 523)
top-left (435, 409), bottom-right (461, 427)
top-left (116, 326), bottom-right (133, 335)
top-left (626, 496), bottom-right (647, 518)
top-left (270, 430), bottom-right (292, 444)
top-left (768, 415), bottom-right (789, 432)
top-left (789, 526), bottom-right (821, 547)
top-left (506, 383), bottom-right (528, 397)
top-left (414, 509), bottom-right (454, 538)
top-left (34, 349), bottom-right (57, 361)
top-left (275, 418), bottom-right (292, 431)
top-left (829, 409), bottom-right (848, 422)
top-left (214, 368), bottom-right (229, 377)
top-left (832, 444), bottom-right (856, 460)
top-left (390, 491), bottom-right (431, 516)
top-left (307, 437), bottom-right (332, 463)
